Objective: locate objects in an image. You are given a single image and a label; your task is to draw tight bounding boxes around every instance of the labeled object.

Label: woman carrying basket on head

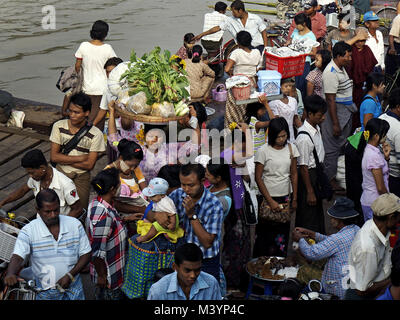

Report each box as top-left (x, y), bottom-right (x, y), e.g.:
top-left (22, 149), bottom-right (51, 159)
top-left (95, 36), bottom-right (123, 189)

top-left (224, 31), bottom-right (263, 129)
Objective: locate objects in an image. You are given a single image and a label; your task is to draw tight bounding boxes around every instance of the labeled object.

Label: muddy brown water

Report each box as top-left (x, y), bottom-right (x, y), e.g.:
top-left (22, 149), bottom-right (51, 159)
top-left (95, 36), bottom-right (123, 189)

top-left (0, 0), bottom-right (280, 106)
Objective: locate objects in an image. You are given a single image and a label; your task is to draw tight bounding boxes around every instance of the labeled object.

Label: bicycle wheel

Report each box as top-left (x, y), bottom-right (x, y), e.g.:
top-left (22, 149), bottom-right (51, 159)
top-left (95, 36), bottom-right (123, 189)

top-left (376, 7), bottom-right (397, 28)
top-left (223, 40), bottom-right (239, 65)
top-left (378, 25), bottom-right (391, 46)
top-left (382, 73), bottom-right (397, 109)
top-left (377, 7), bottom-right (397, 46)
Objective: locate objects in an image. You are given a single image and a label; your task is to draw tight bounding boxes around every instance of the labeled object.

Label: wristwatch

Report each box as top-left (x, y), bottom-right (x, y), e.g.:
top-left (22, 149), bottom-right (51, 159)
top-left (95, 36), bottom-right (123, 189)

top-left (189, 214), bottom-right (198, 221)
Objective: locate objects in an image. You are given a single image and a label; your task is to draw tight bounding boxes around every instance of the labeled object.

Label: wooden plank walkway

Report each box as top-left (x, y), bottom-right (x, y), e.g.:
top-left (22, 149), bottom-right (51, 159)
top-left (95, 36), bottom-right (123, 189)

top-left (0, 124), bottom-right (108, 220)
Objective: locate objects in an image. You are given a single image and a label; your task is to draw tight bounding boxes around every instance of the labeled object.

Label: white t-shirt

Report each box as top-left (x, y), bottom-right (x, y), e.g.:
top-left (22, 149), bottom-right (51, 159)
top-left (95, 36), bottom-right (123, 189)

top-left (75, 42), bottom-right (117, 95)
top-left (220, 13), bottom-right (266, 47)
top-left (229, 48), bottom-right (261, 76)
top-left (269, 97), bottom-right (298, 143)
top-left (27, 167), bottom-right (79, 216)
top-left (254, 143), bottom-right (299, 197)
top-left (365, 30), bottom-right (385, 70)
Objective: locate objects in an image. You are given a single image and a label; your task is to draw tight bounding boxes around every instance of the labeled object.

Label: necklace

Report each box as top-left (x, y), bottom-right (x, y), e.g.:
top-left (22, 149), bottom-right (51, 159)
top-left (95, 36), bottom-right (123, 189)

top-left (40, 168), bottom-right (53, 190)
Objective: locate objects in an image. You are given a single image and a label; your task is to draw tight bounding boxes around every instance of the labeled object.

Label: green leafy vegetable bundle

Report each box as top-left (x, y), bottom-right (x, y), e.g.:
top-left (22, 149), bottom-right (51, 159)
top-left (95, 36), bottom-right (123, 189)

top-left (120, 47), bottom-right (190, 106)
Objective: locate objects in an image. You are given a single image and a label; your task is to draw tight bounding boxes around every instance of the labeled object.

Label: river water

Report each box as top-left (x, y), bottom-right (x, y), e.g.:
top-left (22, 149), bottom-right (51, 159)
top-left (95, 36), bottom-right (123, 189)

top-left (0, 0), bottom-right (232, 105)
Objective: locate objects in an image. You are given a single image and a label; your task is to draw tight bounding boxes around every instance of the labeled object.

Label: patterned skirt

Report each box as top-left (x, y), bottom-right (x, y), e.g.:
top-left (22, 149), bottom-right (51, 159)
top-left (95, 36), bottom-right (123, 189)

top-left (222, 208), bottom-right (251, 289)
top-left (224, 78), bottom-right (256, 128)
top-left (224, 90), bottom-right (247, 128)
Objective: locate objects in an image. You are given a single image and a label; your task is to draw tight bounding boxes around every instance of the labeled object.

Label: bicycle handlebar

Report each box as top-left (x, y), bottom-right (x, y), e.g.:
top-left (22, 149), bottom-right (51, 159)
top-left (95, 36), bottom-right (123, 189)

top-left (16, 279), bottom-right (68, 294)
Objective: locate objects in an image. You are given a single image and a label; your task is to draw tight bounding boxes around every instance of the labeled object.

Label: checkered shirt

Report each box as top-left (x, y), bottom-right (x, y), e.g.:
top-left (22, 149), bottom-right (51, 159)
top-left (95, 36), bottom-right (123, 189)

top-left (86, 196), bottom-right (128, 289)
top-left (202, 11), bottom-right (227, 42)
top-left (169, 188), bottom-right (224, 259)
top-left (299, 224), bottom-right (360, 299)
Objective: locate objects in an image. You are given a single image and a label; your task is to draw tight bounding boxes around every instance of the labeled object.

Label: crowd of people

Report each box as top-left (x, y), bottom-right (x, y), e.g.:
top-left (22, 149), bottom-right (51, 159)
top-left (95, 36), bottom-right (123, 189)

top-left (1, 0), bottom-right (400, 301)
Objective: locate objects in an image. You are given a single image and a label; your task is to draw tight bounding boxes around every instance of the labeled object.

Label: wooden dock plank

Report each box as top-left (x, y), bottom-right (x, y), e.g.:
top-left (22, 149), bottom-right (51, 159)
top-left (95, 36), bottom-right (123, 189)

top-left (0, 135), bottom-right (42, 165)
top-left (0, 178), bottom-right (35, 214)
top-left (10, 197), bottom-right (36, 220)
top-left (0, 125), bottom-right (50, 142)
top-left (0, 150), bottom-right (51, 190)
top-left (0, 132), bottom-right (12, 142)
top-left (0, 141), bottom-right (51, 178)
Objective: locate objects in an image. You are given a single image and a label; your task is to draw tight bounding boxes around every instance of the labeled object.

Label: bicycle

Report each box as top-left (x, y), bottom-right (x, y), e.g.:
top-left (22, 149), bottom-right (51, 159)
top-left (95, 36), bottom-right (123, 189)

top-left (383, 65), bottom-right (400, 109)
top-left (264, 12), bottom-right (295, 48)
top-left (376, 3), bottom-right (398, 46)
top-left (2, 278), bottom-right (74, 300)
top-left (207, 39), bottom-right (239, 78)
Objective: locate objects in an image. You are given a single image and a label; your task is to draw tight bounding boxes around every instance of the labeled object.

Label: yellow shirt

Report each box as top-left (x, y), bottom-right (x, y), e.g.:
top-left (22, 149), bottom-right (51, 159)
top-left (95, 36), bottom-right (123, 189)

top-left (105, 163), bottom-right (145, 195)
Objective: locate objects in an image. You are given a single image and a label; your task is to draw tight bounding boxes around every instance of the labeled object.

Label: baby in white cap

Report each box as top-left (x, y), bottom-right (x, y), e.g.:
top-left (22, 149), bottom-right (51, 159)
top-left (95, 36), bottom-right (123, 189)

top-left (136, 177), bottom-right (184, 243)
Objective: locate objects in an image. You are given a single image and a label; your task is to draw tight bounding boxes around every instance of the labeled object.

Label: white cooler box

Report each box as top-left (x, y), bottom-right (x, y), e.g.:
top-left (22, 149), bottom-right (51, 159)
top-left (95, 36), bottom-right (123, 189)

top-left (257, 70), bottom-right (282, 96)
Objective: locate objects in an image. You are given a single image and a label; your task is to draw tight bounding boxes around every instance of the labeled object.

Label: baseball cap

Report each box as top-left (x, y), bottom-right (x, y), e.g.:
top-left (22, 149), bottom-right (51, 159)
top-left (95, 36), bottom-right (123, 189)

top-left (371, 193), bottom-right (400, 217)
top-left (142, 177), bottom-right (169, 197)
top-left (327, 197), bottom-right (359, 219)
top-left (363, 11), bottom-right (379, 22)
top-left (303, 0), bottom-right (318, 9)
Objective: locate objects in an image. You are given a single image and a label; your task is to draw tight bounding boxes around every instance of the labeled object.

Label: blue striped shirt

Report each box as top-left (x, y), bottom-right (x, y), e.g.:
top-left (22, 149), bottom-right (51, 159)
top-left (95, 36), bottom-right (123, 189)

top-left (299, 224), bottom-right (360, 299)
top-left (169, 188), bottom-right (224, 259)
top-left (147, 271), bottom-right (222, 300)
top-left (13, 215), bottom-right (92, 290)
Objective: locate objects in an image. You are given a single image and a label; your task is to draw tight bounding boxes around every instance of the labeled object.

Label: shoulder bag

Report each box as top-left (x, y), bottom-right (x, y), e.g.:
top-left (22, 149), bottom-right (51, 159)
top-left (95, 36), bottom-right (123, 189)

top-left (242, 180), bottom-right (258, 225)
top-left (297, 131), bottom-right (333, 201)
top-left (51, 123), bottom-right (92, 167)
top-left (258, 143), bottom-right (294, 224)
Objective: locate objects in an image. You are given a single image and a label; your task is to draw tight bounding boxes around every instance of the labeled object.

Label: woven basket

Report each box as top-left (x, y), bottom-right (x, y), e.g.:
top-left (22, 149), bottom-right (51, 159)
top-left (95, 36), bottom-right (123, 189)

top-left (115, 105), bottom-right (188, 124)
top-left (0, 222), bottom-right (20, 262)
top-left (121, 238), bottom-right (174, 299)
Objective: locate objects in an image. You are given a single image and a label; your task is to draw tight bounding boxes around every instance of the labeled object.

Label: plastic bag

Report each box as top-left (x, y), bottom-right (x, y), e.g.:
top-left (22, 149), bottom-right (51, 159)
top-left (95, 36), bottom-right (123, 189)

top-left (151, 101), bottom-right (176, 118)
top-left (117, 88), bottom-right (130, 105)
top-left (108, 62), bottom-right (129, 97)
top-left (126, 92), bottom-right (151, 115)
top-left (6, 109), bottom-right (25, 128)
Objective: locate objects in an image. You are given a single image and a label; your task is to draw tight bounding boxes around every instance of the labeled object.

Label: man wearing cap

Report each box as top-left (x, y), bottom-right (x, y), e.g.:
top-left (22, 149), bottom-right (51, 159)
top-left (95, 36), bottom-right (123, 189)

top-left (288, 0), bottom-right (327, 42)
top-left (364, 11), bottom-right (385, 73)
top-left (345, 193), bottom-right (400, 300)
top-left (292, 197), bottom-right (360, 299)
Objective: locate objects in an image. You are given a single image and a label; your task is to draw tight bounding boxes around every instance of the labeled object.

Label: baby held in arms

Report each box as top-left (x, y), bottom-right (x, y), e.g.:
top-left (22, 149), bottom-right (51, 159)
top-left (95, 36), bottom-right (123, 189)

top-left (136, 178), bottom-right (184, 243)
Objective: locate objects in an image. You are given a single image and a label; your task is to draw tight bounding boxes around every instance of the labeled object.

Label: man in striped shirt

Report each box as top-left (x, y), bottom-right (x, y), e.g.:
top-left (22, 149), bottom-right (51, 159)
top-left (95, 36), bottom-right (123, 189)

top-left (321, 41), bottom-right (357, 192)
top-left (4, 189), bottom-right (92, 300)
top-left (50, 92), bottom-right (106, 209)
